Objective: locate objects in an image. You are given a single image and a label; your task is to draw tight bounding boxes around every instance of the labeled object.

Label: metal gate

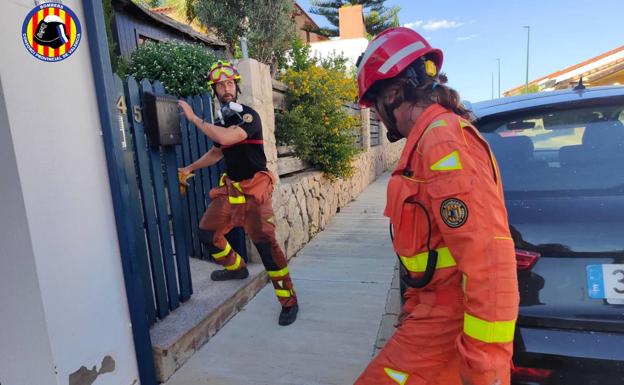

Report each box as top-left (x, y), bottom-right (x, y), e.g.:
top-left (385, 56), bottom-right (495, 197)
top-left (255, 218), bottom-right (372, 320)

top-left (113, 75), bottom-right (247, 325)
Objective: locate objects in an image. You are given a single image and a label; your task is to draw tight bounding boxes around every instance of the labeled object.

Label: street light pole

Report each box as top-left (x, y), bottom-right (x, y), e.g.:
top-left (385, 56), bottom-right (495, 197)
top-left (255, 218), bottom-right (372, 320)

top-left (497, 58), bottom-right (501, 97)
top-left (523, 26), bottom-right (530, 93)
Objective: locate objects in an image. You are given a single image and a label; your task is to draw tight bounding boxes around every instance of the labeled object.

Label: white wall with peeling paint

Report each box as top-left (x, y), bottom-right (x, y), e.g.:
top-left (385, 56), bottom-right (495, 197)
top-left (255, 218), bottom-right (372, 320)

top-left (0, 1), bottom-right (140, 385)
top-left (0, 64), bottom-right (59, 385)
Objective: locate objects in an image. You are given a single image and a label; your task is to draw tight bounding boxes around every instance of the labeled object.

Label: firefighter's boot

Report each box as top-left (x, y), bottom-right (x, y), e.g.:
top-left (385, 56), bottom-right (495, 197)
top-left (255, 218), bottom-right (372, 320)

top-left (278, 303), bottom-right (299, 326)
top-left (210, 267), bottom-right (249, 281)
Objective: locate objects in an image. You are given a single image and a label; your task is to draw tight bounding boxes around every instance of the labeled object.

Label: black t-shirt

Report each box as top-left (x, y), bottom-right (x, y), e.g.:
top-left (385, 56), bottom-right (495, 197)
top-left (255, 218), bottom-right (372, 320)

top-left (213, 104), bottom-right (268, 181)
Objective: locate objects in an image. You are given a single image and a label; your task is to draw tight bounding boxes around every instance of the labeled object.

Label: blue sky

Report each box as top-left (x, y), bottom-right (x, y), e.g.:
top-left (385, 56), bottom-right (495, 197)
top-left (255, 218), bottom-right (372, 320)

top-left (297, 0), bottom-right (624, 102)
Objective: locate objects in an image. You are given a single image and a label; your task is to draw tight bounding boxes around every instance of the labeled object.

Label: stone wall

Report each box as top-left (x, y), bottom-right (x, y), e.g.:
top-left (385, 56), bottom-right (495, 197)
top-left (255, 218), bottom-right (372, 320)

top-left (236, 58), bottom-right (404, 261)
top-left (273, 142), bottom-right (403, 258)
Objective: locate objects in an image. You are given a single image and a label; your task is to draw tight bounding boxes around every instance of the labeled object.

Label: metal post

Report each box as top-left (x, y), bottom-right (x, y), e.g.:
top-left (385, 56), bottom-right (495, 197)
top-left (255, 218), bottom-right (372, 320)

top-left (240, 37), bottom-right (249, 59)
top-left (497, 58), bottom-right (501, 97)
top-left (523, 26), bottom-right (530, 93)
top-left (240, 16), bottom-right (250, 59)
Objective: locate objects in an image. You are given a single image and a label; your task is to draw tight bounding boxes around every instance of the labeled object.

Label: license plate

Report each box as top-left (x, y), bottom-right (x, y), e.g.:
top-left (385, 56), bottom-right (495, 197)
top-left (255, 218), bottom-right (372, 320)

top-left (587, 264), bottom-right (624, 302)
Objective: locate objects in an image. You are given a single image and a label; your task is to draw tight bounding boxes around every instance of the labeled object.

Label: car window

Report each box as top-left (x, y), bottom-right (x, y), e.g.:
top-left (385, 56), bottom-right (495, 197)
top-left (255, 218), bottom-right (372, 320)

top-left (480, 104), bottom-right (624, 196)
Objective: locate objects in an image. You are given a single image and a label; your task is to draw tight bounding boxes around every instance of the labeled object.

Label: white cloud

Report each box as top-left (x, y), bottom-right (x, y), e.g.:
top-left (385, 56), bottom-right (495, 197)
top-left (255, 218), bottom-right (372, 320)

top-left (423, 19), bottom-right (465, 30)
top-left (403, 21), bottom-right (423, 29)
top-left (404, 19), bottom-right (465, 31)
top-left (456, 34), bottom-right (477, 41)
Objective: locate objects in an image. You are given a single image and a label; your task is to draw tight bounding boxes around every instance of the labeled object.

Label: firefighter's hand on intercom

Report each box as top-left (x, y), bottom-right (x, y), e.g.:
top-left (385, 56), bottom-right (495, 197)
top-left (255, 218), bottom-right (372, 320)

top-left (177, 100), bottom-right (195, 122)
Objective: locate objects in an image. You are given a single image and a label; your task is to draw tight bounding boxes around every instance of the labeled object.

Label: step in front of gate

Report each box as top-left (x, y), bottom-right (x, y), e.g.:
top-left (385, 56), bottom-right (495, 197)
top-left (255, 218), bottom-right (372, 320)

top-left (150, 260), bottom-right (268, 383)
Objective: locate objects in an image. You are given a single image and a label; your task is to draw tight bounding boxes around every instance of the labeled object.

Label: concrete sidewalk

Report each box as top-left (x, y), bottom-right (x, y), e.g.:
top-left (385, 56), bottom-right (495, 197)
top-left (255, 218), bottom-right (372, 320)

top-left (164, 173), bottom-right (396, 385)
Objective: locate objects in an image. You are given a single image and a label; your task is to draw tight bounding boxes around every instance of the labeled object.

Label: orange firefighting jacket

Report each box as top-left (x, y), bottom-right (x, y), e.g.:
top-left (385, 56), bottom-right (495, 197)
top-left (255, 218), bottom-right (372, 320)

top-left (385, 104), bottom-right (520, 385)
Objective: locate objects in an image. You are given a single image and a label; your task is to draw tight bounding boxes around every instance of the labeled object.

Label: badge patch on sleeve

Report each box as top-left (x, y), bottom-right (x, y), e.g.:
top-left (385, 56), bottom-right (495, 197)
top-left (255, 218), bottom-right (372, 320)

top-left (243, 113), bottom-right (253, 123)
top-left (440, 198), bottom-right (468, 228)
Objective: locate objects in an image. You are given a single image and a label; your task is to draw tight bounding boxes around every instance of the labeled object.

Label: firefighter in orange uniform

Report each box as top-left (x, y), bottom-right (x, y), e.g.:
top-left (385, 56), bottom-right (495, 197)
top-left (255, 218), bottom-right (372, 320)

top-left (178, 61), bottom-right (298, 326)
top-left (353, 28), bottom-right (519, 385)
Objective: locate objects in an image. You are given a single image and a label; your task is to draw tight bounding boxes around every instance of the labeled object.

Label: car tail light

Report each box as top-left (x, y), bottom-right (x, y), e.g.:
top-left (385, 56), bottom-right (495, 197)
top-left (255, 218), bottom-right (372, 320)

top-left (516, 249), bottom-right (540, 270)
top-left (511, 366), bottom-right (553, 382)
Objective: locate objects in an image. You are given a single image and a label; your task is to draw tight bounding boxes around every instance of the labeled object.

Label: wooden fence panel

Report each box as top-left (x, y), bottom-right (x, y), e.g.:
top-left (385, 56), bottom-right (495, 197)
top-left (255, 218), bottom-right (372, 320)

top-left (179, 110), bottom-right (201, 260)
top-left (139, 79), bottom-right (180, 311)
top-left (115, 75), bottom-right (156, 325)
top-left (126, 77), bottom-right (170, 320)
top-left (153, 81), bottom-right (192, 301)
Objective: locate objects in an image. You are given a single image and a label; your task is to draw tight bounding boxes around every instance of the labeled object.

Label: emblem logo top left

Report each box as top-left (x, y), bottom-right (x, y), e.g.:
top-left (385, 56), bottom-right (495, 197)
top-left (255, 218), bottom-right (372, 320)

top-left (21, 2), bottom-right (82, 62)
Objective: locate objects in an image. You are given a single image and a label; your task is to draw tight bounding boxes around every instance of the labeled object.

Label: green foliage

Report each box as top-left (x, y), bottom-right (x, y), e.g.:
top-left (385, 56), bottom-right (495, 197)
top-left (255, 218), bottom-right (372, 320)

top-left (309, 0), bottom-right (400, 37)
top-left (146, 0), bottom-right (197, 23)
top-left (128, 41), bottom-right (217, 97)
top-left (247, 0), bottom-right (295, 70)
top-left (183, 0), bottom-right (197, 22)
top-left (193, 0), bottom-right (246, 50)
top-left (132, 0), bottom-right (160, 7)
top-left (392, 10), bottom-right (400, 27)
top-left (278, 62), bottom-right (360, 178)
top-left (103, 0), bottom-right (122, 74)
top-left (279, 37), bottom-right (349, 74)
top-left (102, 0), bottom-right (141, 75)
top-left (116, 56), bottom-right (130, 78)
top-left (282, 38), bottom-right (313, 72)
top-left (364, 7), bottom-right (400, 35)
top-left (192, 0), bottom-right (295, 70)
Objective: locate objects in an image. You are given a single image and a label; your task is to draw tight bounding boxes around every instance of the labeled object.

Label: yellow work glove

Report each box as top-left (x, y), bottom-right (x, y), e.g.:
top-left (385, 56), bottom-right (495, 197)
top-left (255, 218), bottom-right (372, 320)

top-left (178, 170), bottom-right (195, 196)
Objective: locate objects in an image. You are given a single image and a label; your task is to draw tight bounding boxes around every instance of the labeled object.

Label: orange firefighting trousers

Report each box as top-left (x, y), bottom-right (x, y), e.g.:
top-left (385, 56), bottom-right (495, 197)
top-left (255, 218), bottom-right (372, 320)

top-left (354, 104), bottom-right (519, 385)
top-left (198, 171), bottom-right (297, 307)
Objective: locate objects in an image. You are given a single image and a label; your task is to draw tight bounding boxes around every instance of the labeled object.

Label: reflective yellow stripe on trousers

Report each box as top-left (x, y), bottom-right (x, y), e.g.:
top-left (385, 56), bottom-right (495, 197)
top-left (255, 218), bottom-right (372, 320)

top-left (464, 313), bottom-right (516, 343)
top-left (212, 243), bottom-right (232, 259)
top-left (224, 255), bottom-right (242, 271)
top-left (220, 173), bottom-right (245, 204)
top-left (268, 267), bottom-right (289, 279)
top-left (275, 289), bottom-right (292, 298)
top-left (400, 247), bottom-right (456, 272)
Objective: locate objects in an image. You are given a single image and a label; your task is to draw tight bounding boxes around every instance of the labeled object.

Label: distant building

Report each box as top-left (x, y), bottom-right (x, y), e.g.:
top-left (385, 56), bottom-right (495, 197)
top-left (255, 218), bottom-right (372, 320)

top-left (151, 2), bottom-right (329, 45)
top-left (111, 0), bottom-right (228, 59)
top-left (309, 5), bottom-right (369, 69)
top-left (294, 3), bottom-right (329, 44)
top-left (115, 1), bottom-right (328, 57)
top-left (505, 45), bottom-right (624, 96)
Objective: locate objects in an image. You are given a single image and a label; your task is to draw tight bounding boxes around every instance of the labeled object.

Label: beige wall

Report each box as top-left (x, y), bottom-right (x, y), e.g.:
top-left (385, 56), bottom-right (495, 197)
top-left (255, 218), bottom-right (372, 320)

top-left (236, 59), bottom-right (280, 179)
top-left (274, 141), bottom-right (403, 258)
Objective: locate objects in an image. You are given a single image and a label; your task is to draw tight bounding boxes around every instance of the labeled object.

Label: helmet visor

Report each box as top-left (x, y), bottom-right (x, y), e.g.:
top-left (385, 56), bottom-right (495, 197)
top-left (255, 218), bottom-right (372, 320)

top-left (209, 66), bottom-right (235, 83)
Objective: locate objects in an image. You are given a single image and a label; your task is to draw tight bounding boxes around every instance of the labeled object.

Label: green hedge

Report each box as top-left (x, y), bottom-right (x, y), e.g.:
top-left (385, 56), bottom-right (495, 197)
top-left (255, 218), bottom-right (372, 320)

top-left (128, 41), bottom-right (218, 97)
